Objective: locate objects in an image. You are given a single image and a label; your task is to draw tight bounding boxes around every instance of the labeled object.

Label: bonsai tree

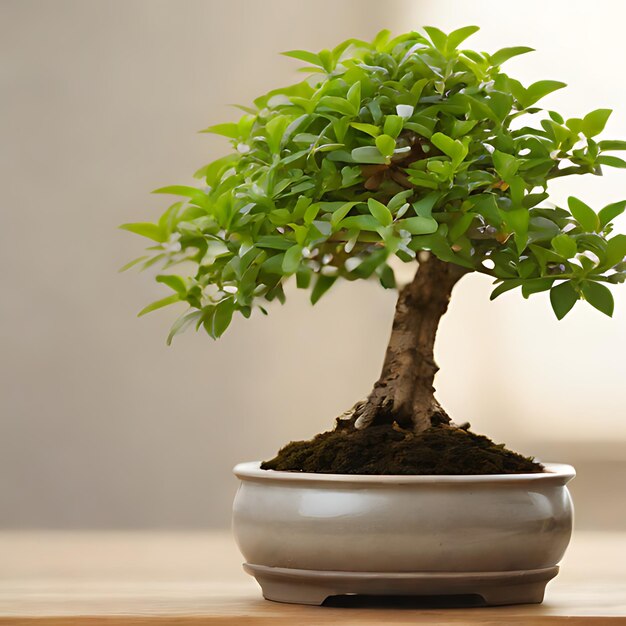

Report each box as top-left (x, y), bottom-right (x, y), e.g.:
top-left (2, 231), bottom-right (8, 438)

top-left (122, 27), bottom-right (626, 473)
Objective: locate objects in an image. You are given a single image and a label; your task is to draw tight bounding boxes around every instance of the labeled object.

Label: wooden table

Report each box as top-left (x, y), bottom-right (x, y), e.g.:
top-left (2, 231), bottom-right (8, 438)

top-left (1, 531), bottom-right (625, 624)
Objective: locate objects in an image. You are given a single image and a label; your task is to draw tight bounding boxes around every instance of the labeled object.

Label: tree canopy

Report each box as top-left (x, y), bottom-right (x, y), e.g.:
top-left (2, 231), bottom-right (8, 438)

top-left (122, 26), bottom-right (626, 343)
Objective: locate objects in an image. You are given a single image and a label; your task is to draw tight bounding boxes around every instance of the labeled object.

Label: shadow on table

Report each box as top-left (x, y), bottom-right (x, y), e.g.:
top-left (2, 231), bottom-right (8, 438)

top-left (323, 594), bottom-right (486, 609)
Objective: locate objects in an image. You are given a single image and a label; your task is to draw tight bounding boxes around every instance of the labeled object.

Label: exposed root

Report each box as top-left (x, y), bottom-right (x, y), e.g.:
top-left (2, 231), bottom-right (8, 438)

top-left (342, 389), bottom-right (450, 432)
top-left (353, 396), bottom-right (387, 430)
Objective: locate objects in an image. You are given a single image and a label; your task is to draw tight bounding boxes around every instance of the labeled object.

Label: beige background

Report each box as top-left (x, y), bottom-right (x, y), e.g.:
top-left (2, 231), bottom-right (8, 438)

top-left (1, 0), bottom-right (624, 529)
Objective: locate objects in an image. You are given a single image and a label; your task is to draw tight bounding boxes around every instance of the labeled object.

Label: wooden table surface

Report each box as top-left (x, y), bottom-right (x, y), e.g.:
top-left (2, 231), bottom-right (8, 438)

top-left (0, 531), bottom-right (625, 625)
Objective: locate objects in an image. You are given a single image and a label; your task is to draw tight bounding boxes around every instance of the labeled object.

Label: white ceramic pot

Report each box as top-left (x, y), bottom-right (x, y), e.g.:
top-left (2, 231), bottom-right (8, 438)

top-left (232, 461), bottom-right (575, 606)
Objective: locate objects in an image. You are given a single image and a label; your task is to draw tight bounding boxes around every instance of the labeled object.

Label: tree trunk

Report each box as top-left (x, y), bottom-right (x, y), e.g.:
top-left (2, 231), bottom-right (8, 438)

top-left (345, 254), bottom-right (467, 433)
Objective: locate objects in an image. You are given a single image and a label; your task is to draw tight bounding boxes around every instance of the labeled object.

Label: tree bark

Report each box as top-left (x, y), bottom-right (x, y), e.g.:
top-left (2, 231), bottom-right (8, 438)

top-left (345, 254), bottom-right (467, 433)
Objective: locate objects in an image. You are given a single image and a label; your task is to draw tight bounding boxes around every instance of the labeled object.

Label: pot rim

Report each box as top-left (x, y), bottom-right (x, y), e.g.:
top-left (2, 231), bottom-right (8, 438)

top-left (233, 461), bottom-right (575, 486)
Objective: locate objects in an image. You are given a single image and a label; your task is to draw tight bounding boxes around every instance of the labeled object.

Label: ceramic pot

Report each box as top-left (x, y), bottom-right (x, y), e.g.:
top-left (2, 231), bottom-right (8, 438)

top-left (232, 461), bottom-right (575, 606)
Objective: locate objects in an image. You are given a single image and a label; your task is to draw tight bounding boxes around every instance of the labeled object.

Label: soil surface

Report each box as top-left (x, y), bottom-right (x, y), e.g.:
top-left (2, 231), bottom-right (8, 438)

top-left (261, 424), bottom-right (544, 475)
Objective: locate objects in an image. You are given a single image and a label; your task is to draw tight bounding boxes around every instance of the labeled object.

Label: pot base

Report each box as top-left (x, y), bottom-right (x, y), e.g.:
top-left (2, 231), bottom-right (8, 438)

top-left (243, 563), bottom-right (559, 606)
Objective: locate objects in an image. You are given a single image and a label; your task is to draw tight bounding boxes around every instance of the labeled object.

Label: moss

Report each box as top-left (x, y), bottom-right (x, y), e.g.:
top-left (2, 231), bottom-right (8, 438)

top-left (261, 424), bottom-right (543, 475)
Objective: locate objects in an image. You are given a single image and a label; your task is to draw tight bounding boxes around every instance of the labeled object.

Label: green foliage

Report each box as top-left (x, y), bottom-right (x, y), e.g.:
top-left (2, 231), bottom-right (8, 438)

top-left (122, 27), bottom-right (626, 340)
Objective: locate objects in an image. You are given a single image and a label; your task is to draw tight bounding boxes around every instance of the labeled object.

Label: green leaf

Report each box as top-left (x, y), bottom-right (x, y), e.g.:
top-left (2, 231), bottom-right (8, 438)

top-left (282, 49), bottom-right (323, 67)
top-left (503, 208), bottom-right (529, 254)
top-left (326, 150), bottom-right (355, 163)
top-left (599, 201), bottom-right (626, 228)
top-left (330, 201), bottom-right (359, 228)
top-left (167, 310), bottom-right (203, 346)
top-left (372, 29), bottom-right (391, 50)
top-left (490, 46), bottom-right (534, 66)
top-left (317, 49), bottom-right (334, 72)
top-left (581, 281), bottom-right (614, 317)
top-left (379, 264), bottom-right (396, 289)
top-left (605, 234), bottom-right (626, 267)
top-left (351, 146), bottom-right (387, 164)
top-left (597, 155), bottom-right (626, 169)
top-left (261, 253), bottom-right (286, 275)
top-left (118, 256), bottom-right (149, 272)
top-left (423, 26), bottom-right (448, 52)
top-left (282, 244), bottom-right (303, 274)
top-left (582, 109), bottom-right (612, 138)
top-left (152, 186), bottom-right (208, 204)
top-left (448, 213), bottom-right (475, 242)
top-left (550, 281), bottom-right (578, 320)
top-left (368, 198), bottom-right (393, 226)
top-left (194, 153), bottom-right (238, 185)
top-left (530, 244), bottom-right (564, 270)
top-left (407, 169), bottom-right (439, 189)
top-left (303, 203), bottom-right (320, 224)
top-left (156, 274), bottom-right (187, 295)
top-left (352, 249), bottom-right (389, 277)
top-left (431, 132), bottom-right (460, 159)
top-left (565, 117), bottom-right (583, 134)
top-left (211, 298), bottom-right (236, 337)
top-left (319, 96), bottom-right (357, 116)
top-left (490, 279), bottom-right (522, 300)
top-left (528, 216), bottom-right (561, 246)
top-left (470, 194), bottom-right (501, 226)
top-left (412, 193), bottom-right (439, 217)
top-left (383, 115), bottom-right (403, 138)
top-left (119, 222), bottom-right (165, 243)
top-left (549, 110), bottom-right (564, 124)
top-left (568, 197), bottom-right (599, 232)
top-left (521, 80), bottom-right (567, 107)
top-left (397, 216), bottom-right (439, 235)
top-left (508, 175), bottom-right (525, 208)
top-left (408, 79), bottom-right (428, 105)
top-left (521, 277), bottom-right (554, 298)
top-left (339, 215), bottom-right (381, 231)
top-left (551, 234), bottom-right (577, 259)
top-left (310, 274), bottom-right (337, 304)
top-left (265, 115), bottom-right (291, 153)
top-left (346, 81), bottom-right (361, 111)
top-left (450, 119), bottom-right (478, 138)
top-left (404, 121), bottom-right (433, 138)
top-left (158, 202), bottom-right (184, 235)
top-left (296, 267), bottom-right (312, 289)
top-left (598, 140), bottom-right (626, 151)
top-left (387, 190), bottom-right (413, 212)
top-left (492, 150), bottom-right (519, 181)
top-left (375, 134), bottom-right (396, 158)
top-left (200, 123), bottom-right (239, 138)
top-left (462, 94), bottom-right (500, 123)
top-left (350, 122), bottom-right (380, 137)
top-left (445, 25), bottom-right (480, 51)
top-left (256, 236), bottom-right (293, 250)
top-left (431, 132), bottom-right (468, 169)
top-left (138, 294), bottom-right (180, 317)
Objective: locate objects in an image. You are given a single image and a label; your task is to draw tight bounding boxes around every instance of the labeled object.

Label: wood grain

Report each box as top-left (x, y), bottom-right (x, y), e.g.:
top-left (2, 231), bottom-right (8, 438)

top-left (0, 531), bottom-right (625, 624)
